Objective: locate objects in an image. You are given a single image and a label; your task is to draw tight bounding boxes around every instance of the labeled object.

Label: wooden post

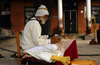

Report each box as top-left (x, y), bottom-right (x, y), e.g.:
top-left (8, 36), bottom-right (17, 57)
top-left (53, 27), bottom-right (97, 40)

top-left (89, 17), bottom-right (97, 45)
top-left (93, 17), bottom-right (96, 39)
top-left (16, 32), bottom-right (21, 65)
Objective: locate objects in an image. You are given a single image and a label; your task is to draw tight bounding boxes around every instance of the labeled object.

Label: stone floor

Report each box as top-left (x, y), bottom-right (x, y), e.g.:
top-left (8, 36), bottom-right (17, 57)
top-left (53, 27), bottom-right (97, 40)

top-left (75, 39), bottom-right (100, 65)
top-left (0, 38), bottom-right (18, 65)
top-left (0, 34), bottom-right (100, 65)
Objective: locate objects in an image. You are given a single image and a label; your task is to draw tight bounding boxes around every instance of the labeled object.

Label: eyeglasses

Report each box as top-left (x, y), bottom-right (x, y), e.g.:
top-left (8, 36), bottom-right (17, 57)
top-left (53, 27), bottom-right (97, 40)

top-left (45, 15), bottom-right (48, 18)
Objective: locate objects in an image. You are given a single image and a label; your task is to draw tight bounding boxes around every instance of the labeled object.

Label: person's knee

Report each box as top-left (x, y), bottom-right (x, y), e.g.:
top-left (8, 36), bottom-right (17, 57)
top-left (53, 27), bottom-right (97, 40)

top-left (52, 44), bottom-right (58, 51)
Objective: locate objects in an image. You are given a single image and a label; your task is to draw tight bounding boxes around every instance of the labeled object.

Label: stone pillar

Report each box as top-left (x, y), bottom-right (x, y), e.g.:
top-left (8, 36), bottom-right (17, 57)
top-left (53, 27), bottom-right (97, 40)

top-left (86, 0), bottom-right (91, 34)
top-left (58, 0), bottom-right (64, 35)
top-left (58, 0), bottom-right (63, 30)
top-left (84, 0), bottom-right (94, 40)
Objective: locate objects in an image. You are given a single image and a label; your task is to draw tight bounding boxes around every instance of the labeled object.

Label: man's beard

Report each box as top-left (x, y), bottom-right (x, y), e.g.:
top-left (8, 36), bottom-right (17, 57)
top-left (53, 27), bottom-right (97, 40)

top-left (40, 18), bottom-right (46, 24)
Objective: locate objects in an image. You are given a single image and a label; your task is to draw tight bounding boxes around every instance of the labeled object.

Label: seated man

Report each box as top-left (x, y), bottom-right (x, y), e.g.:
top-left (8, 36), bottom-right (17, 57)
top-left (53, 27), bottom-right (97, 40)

top-left (20, 5), bottom-right (70, 65)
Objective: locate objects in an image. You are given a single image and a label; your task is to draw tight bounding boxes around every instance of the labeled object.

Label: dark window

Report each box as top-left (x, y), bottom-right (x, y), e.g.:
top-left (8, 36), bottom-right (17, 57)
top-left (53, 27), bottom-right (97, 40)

top-left (92, 6), bottom-right (100, 23)
top-left (0, 2), bottom-right (11, 29)
top-left (24, 7), bottom-right (36, 24)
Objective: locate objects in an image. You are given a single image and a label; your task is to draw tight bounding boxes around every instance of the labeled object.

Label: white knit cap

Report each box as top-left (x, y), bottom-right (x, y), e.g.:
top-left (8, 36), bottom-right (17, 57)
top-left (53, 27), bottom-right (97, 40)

top-left (35, 5), bottom-right (49, 17)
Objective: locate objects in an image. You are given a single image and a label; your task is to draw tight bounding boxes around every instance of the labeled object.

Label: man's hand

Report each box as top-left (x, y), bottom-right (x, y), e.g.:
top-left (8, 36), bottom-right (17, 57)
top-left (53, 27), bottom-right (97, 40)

top-left (51, 36), bottom-right (61, 44)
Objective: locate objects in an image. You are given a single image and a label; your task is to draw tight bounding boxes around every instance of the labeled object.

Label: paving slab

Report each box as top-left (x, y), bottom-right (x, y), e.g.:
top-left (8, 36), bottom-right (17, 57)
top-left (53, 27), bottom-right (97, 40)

top-left (75, 39), bottom-right (100, 65)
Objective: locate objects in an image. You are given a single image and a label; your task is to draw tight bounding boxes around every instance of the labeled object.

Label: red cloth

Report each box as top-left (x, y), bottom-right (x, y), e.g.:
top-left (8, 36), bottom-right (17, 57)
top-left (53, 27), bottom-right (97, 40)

top-left (64, 40), bottom-right (78, 59)
top-left (56, 40), bottom-right (78, 65)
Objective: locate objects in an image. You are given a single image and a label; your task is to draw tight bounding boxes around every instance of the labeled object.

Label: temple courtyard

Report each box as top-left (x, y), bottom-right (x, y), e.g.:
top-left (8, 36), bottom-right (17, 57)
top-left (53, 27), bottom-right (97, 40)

top-left (0, 34), bottom-right (100, 65)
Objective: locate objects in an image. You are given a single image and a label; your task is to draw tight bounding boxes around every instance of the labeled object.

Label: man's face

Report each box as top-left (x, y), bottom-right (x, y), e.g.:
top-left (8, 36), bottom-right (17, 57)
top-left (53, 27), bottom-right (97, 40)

top-left (39, 15), bottom-right (48, 24)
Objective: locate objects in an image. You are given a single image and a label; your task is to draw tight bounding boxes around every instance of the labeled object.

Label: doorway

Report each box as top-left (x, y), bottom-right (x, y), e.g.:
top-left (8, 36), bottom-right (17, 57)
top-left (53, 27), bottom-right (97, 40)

top-left (64, 10), bottom-right (77, 34)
